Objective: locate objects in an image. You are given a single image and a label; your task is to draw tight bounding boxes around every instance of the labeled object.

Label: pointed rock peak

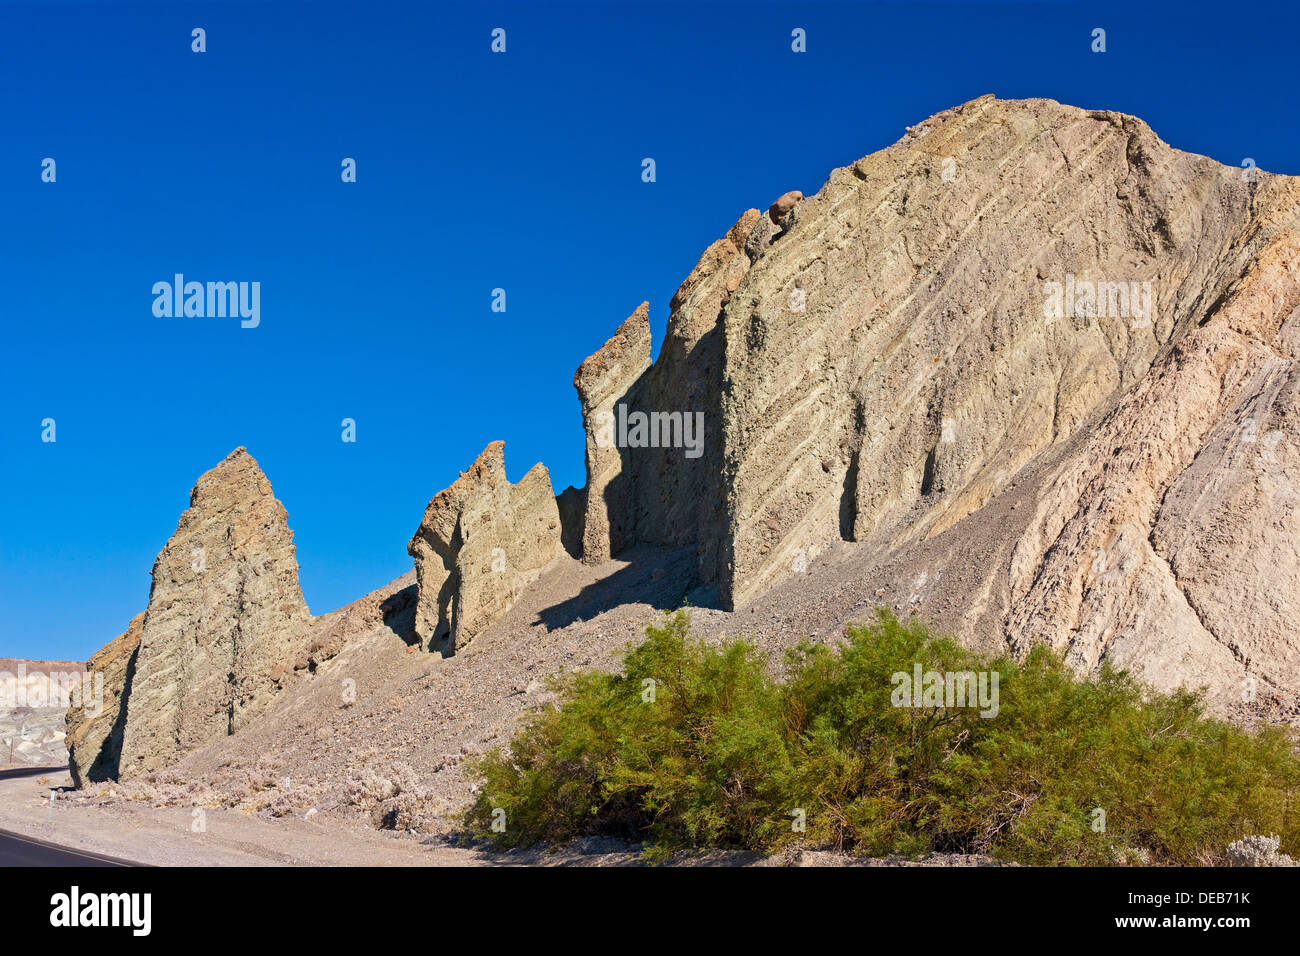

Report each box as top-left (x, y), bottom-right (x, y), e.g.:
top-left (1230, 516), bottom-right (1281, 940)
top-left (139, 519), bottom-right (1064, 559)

top-left (670, 209), bottom-right (763, 312)
top-left (188, 446), bottom-right (275, 508)
top-left (411, 441), bottom-right (508, 548)
top-left (209, 445), bottom-right (259, 475)
top-left (467, 440), bottom-right (506, 478)
top-left (409, 441), bottom-right (505, 556)
top-left (407, 442), bottom-right (561, 652)
top-left (726, 208), bottom-right (762, 248)
top-left (575, 302), bottom-right (651, 397)
top-left (79, 442), bottom-right (311, 781)
top-left (519, 460), bottom-right (550, 485)
top-left (571, 305), bottom-right (654, 565)
top-left (668, 208), bottom-right (766, 339)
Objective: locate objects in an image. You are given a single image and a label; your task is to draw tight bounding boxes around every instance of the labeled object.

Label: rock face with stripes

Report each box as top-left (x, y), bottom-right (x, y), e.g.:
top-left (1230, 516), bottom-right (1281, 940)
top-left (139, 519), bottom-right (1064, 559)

top-left (74, 448), bottom-right (314, 781)
top-left (713, 94), bottom-right (1283, 610)
top-left (65, 96), bottom-right (1300, 773)
top-left (571, 304), bottom-right (651, 565)
top-left (565, 209), bottom-right (760, 582)
top-left (566, 95), bottom-right (1300, 715)
top-left (407, 442), bottom-right (562, 653)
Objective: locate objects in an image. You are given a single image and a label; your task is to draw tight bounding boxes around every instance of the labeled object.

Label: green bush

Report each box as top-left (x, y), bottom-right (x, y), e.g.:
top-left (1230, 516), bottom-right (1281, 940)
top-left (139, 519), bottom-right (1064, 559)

top-left (463, 609), bottom-right (1300, 864)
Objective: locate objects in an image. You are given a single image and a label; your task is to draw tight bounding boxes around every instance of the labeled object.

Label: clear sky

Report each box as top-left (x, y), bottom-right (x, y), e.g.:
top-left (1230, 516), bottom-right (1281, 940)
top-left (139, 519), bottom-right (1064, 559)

top-left (2, 0), bottom-right (1297, 661)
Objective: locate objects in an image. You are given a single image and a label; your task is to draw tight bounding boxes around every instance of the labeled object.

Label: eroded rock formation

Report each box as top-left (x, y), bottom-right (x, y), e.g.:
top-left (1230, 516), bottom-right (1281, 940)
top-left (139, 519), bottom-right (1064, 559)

top-left (67, 448), bottom-right (314, 781)
top-left (564, 94), bottom-right (1300, 712)
top-left (714, 95), bottom-right (1287, 609)
top-left (408, 442), bottom-right (562, 652)
top-left (571, 303), bottom-right (651, 564)
top-left (1005, 230), bottom-right (1300, 711)
top-left (65, 614), bottom-right (141, 785)
top-left (566, 209), bottom-right (759, 585)
top-left (68, 97), bottom-right (1300, 787)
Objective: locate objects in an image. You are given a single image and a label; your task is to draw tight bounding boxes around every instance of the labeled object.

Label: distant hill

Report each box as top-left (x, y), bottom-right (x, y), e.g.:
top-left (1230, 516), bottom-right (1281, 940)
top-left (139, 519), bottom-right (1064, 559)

top-left (1, 658), bottom-right (85, 767)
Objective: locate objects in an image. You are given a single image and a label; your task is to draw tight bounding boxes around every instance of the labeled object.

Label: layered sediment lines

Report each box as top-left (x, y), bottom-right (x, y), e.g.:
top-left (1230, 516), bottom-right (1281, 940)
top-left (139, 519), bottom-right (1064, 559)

top-left (70, 96), bottom-right (1300, 785)
top-left (68, 448), bottom-right (315, 782)
top-left (407, 442), bottom-right (562, 653)
top-left (564, 95), bottom-right (1300, 712)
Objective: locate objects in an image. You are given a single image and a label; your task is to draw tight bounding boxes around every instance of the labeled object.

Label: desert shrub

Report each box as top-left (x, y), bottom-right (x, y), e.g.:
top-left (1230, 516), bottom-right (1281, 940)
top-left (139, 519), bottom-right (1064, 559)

top-left (1227, 833), bottom-right (1296, 866)
top-left (344, 762), bottom-right (421, 809)
top-left (463, 610), bottom-right (1300, 865)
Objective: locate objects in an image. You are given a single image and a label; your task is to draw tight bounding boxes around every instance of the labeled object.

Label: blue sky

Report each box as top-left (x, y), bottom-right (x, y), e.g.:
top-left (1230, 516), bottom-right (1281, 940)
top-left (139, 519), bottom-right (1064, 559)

top-left (2, 0), bottom-right (1296, 661)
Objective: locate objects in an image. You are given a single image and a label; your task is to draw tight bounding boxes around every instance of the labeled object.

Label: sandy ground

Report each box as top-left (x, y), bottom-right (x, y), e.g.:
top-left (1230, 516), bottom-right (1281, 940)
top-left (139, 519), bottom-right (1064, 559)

top-left (0, 768), bottom-right (479, 866)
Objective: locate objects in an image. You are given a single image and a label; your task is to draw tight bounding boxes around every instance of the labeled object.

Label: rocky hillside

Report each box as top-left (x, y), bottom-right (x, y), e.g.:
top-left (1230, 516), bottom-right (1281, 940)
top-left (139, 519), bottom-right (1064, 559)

top-left (558, 95), bottom-right (1300, 720)
top-left (550, 95), bottom-right (1299, 721)
top-left (67, 95), bottom-right (1300, 798)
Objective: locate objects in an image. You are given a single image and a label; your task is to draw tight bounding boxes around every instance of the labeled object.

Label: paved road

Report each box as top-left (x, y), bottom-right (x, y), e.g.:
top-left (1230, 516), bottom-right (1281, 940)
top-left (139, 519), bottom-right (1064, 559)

top-left (0, 827), bottom-right (134, 866)
top-left (0, 766), bottom-right (139, 866)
